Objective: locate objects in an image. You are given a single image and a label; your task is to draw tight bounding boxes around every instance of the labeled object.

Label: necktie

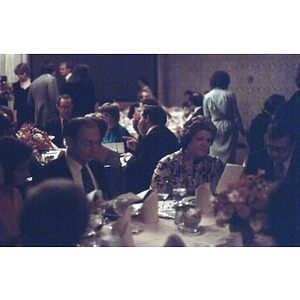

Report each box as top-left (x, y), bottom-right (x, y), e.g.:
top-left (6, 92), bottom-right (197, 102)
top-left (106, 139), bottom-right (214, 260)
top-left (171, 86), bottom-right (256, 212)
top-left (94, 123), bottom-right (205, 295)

top-left (81, 165), bottom-right (95, 194)
top-left (274, 163), bottom-right (286, 182)
top-left (62, 119), bottom-right (68, 134)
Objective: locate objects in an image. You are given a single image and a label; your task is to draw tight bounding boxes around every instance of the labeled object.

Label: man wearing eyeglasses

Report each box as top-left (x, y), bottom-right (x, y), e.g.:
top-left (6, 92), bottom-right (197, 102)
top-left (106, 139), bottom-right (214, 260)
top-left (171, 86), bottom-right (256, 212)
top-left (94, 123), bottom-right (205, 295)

top-left (45, 94), bottom-right (74, 148)
top-left (244, 119), bottom-right (295, 183)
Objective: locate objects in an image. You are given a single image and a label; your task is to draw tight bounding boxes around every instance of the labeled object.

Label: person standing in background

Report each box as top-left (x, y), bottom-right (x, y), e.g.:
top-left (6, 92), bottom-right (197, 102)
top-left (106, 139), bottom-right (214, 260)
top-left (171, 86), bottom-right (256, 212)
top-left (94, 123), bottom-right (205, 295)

top-left (13, 63), bottom-right (34, 129)
top-left (61, 63), bottom-right (97, 117)
top-left (27, 61), bottom-right (59, 130)
top-left (203, 70), bottom-right (245, 164)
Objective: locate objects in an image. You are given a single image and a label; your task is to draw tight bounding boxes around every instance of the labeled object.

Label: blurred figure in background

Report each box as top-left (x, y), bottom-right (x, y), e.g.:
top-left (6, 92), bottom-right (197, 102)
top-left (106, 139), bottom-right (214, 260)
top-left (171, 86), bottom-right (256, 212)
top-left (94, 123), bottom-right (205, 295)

top-left (19, 178), bottom-right (89, 247)
top-left (98, 102), bottom-right (131, 152)
top-left (247, 94), bottom-right (286, 153)
top-left (0, 136), bottom-right (33, 246)
top-left (203, 70), bottom-right (245, 164)
top-left (61, 63), bottom-right (97, 117)
top-left (59, 61), bottom-right (72, 84)
top-left (12, 63), bottom-right (34, 130)
top-left (137, 76), bottom-right (155, 100)
top-left (44, 94), bottom-right (74, 148)
top-left (27, 61), bottom-right (59, 130)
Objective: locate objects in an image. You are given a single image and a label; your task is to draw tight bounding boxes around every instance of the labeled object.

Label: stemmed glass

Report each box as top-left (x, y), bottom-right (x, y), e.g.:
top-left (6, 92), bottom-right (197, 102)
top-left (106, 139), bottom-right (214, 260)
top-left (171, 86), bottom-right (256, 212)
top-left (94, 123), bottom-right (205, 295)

top-left (172, 186), bottom-right (187, 203)
top-left (158, 180), bottom-right (170, 210)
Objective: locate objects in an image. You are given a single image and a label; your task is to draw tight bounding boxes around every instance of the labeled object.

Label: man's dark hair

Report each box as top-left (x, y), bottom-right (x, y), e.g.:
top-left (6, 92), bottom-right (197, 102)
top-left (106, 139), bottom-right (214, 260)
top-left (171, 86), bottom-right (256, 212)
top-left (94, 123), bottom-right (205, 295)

top-left (209, 70), bottom-right (230, 90)
top-left (19, 178), bottom-right (89, 246)
top-left (264, 94), bottom-right (286, 114)
top-left (56, 94), bottom-right (74, 106)
top-left (189, 94), bottom-right (203, 107)
top-left (142, 105), bottom-right (167, 126)
top-left (41, 61), bottom-right (55, 75)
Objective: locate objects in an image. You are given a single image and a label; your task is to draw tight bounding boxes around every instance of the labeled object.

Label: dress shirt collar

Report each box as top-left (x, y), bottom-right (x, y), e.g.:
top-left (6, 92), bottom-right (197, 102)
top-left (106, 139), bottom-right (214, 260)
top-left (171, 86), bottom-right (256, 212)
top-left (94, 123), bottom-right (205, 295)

top-left (146, 125), bottom-right (159, 136)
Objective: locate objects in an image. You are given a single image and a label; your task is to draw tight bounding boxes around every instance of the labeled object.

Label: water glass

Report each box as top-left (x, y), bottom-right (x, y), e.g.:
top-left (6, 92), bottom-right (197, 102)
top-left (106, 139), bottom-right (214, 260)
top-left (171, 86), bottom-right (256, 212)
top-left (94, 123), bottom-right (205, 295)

top-left (177, 204), bottom-right (202, 234)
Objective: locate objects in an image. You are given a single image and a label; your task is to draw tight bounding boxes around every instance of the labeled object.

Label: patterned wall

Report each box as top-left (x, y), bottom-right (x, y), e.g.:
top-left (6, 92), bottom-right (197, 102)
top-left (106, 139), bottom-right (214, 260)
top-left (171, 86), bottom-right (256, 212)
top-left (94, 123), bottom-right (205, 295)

top-left (158, 54), bottom-right (300, 129)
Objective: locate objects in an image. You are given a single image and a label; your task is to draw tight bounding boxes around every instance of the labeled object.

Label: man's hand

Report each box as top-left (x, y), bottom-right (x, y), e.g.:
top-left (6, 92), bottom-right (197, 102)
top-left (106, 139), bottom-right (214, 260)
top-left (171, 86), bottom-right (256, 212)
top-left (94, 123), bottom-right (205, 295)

top-left (123, 136), bottom-right (138, 152)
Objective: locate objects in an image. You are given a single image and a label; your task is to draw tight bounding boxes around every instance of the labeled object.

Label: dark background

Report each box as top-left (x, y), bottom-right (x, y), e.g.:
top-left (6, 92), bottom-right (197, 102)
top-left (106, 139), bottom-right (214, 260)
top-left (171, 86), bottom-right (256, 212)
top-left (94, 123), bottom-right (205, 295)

top-left (29, 54), bottom-right (157, 104)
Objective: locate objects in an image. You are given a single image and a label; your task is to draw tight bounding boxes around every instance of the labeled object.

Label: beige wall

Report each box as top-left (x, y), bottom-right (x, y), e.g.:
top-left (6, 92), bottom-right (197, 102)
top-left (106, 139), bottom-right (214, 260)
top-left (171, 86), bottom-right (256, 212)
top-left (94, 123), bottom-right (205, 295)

top-left (157, 54), bottom-right (300, 129)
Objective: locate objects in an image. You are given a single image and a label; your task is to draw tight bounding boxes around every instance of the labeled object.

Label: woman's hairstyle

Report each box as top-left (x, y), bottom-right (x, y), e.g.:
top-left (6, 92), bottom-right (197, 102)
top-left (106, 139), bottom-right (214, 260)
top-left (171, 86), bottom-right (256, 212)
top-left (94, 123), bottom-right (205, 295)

top-left (14, 63), bottom-right (31, 77)
top-left (98, 102), bottom-right (120, 122)
top-left (0, 136), bottom-right (33, 185)
top-left (85, 112), bottom-right (108, 141)
top-left (19, 178), bottom-right (89, 247)
top-left (209, 70), bottom-right (230, 90)
top-left (179, 116), bottom-right (217, 151)
top-left (69, 63), bottom-right (91, 84)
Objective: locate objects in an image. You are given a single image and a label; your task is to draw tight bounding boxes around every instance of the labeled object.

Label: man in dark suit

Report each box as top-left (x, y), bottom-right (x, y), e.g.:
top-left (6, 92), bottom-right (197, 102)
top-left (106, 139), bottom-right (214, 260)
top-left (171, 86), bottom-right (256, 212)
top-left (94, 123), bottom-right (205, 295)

top-left (123, 105), bottom-right (179, 194)
top-left (189, 93), bottom-right (204, 118)
top-left (44, 94), bottom-right (74, 148)
top-left (244, 118), bottom-right (295, 183)
top-left (35, 117), bottom-right (111, 199)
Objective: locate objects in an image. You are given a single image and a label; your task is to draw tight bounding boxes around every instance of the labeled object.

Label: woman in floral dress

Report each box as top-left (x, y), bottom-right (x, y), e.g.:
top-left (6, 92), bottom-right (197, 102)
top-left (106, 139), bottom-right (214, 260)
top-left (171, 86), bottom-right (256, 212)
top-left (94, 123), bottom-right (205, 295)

top-left (151, 116), bottom-right (225, 195)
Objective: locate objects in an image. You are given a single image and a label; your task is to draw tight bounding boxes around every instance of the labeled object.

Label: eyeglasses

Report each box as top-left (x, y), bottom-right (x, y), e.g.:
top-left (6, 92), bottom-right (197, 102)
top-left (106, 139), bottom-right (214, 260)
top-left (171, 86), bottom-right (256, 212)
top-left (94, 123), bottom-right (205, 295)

top-left (59, 106), bottom-right (72, 110)
top-left (265, 144), bottom-right (292, 154)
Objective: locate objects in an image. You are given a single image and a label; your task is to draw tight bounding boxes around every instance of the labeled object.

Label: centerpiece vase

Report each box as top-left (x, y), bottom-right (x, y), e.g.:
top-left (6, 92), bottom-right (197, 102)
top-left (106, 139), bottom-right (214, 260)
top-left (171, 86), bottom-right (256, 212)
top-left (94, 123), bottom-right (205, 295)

top-left (229, 212), bottom-right (255, 246)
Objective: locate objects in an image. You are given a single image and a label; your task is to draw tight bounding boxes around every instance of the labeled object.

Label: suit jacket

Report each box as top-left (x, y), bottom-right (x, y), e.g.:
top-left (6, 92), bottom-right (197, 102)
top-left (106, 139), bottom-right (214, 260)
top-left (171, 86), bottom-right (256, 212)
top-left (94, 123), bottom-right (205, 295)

top-left (44, 116), bottom-right (64, 148)
top-left (34, 154), bottom-right (111, 199)
top-left (125, 125), bottom-right (179, 194)
top-left (44, 115), bottom-right (74, 148)
top-left (27, 74), bottom-right (59, 129)
top-left (244, 149), bottom-right (275, 181)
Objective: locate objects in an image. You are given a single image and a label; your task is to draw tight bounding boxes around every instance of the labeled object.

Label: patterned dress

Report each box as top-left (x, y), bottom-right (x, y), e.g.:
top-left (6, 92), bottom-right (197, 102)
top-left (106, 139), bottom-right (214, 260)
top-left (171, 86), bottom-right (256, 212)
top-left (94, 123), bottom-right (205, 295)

top-left (151, 149), bottom-right (225, 195)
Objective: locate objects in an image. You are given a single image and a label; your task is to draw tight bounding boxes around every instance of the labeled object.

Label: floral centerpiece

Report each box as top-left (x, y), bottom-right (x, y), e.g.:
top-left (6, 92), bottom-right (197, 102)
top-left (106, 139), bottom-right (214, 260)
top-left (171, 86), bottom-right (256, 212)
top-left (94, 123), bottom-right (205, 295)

top-left (213, 172), bottom-right (271, 245)
top-left (16, 123), bottom-right (53, 153)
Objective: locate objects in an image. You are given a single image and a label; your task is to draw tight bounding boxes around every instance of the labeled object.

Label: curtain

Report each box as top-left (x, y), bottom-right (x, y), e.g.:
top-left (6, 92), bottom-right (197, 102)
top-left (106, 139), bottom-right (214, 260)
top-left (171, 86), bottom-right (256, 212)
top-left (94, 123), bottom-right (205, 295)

top-left (0, 54), bottom-right (28, 84)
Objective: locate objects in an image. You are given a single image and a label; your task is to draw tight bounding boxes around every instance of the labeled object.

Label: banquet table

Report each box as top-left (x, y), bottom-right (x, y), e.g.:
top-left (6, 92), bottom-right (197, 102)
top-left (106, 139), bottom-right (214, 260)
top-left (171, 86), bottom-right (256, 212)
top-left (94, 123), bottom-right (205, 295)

top-left (83, 199), bottom-right (276, 247)
top-left (130, 211), bottom-right (230, 247)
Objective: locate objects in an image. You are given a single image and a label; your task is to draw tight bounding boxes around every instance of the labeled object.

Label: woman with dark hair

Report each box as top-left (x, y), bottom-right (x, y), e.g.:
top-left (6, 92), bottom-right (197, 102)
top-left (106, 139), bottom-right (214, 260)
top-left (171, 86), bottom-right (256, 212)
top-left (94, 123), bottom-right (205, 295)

top-left (98, 102), bottom-right (131, 145)
top-left (203, 70), bottom-right (245, 164)
top-left (151, 116), bottom-right (225, 195)
top-left (61, 63), bottom-right (97, 117)
top-left (0, 136), bottom-right (33, 246)
top-left (13, 63), bottom-right (34, 129)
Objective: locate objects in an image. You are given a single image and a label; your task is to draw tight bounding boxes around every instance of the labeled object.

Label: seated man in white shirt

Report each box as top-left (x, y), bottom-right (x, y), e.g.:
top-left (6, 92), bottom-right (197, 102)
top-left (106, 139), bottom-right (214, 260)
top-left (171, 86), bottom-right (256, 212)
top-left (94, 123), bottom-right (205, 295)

top-left (35, 117), bottom-right (111, 199)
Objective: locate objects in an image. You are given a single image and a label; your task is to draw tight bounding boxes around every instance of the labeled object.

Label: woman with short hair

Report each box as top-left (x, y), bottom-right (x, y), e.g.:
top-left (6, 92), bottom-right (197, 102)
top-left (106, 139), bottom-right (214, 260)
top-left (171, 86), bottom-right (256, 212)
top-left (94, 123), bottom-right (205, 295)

top-left (151, 116), bottom-right (225, 195)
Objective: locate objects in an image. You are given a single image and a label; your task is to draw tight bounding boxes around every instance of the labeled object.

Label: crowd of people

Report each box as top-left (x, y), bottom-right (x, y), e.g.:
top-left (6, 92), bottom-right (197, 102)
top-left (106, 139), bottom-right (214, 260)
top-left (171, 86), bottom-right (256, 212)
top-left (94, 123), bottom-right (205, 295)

top-left (1, 60), bottom-right (300, 246)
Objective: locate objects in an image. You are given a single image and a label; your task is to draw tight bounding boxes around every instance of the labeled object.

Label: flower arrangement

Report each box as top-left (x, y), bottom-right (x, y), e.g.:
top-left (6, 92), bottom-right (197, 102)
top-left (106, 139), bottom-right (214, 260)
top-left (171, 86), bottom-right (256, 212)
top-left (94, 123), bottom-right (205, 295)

top-left (214, 172), bottom-right (271, 234)
top-left (17, 123), bottom-right (53, 152)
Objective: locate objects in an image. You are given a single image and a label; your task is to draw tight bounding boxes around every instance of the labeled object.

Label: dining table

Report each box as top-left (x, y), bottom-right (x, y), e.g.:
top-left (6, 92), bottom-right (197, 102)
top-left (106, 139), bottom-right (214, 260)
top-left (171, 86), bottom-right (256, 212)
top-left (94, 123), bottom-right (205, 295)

top-left (80, 196), bottom-right (276, 247)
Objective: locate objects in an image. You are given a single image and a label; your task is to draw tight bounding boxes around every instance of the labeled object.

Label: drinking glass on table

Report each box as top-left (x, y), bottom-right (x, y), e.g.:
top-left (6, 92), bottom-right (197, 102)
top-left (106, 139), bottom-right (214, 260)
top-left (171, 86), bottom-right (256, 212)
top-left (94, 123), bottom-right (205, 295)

top-left (172, 186), bottom-right (187, 203)
top-left (158, 180), bottom-right (170, 210)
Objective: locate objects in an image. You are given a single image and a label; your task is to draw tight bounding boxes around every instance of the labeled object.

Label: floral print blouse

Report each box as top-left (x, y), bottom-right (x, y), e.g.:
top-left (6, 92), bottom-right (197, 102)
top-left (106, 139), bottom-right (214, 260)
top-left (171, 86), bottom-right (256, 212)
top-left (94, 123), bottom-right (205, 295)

top-left (151, 149), bottom-right (225, 195)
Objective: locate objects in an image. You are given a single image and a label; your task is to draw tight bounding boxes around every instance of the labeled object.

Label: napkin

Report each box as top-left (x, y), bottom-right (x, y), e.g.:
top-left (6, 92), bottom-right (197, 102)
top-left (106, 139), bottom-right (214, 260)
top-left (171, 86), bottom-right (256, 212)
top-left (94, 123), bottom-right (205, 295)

top-left (111, 205), bottom-right (134, 247)
top-left (140, 189), bottom-right (159, 224)
top-left (164, 234), bottom-right (186, 247)
top-left (195, 183), bottom-right (213, 214)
